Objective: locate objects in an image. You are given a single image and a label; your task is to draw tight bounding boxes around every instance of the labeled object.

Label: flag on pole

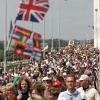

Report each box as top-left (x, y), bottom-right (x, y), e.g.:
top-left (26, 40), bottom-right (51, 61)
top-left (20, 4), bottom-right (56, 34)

top-left (42, 45), bottom-right (48, 52)
top-left (68, 40), bottom-right (74, 45)
top-left (8, 25), bottom-right (42, 59)
top-left (30, 32), bottom-right (41, 48)
top-left (16, 0), bottom-right (49, 22)
top-left (32, 47), bottom-right (41, 60)
top-left (31, 32), bottom-right (42, 59)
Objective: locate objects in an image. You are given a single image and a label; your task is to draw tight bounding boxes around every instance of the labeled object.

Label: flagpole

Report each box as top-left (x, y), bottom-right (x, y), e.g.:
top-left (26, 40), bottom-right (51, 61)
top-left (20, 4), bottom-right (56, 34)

top-left (31, 21), bottom-right (33, 60)
top-left (4, 0), bottom-right (7, 72)
top-left (52, 0), bottom-right (54, 50)
top-left (58, 0), bottom-right (60, 51)
top-left (32, 22), bottom-right (33, 31)
top-left (43, 18), bottom-right (45, 58)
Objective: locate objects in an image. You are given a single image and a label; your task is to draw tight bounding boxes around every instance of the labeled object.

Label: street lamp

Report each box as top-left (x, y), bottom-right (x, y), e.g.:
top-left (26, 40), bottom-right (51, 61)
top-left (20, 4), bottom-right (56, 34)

top-left (87, 25), bottom-right (94, 44)
top-left (52, 0), bottom-right (54, 50)
top-left (4, 0), bottom-right (7, 72)
top-left (43, 18), bottom-right (45, 58)
top-left (95, 8), bottom-right (98, 48)
top-left (58, 0), bottom-right (60, 51)
top-left (58, 0), bottom-right (68, 51)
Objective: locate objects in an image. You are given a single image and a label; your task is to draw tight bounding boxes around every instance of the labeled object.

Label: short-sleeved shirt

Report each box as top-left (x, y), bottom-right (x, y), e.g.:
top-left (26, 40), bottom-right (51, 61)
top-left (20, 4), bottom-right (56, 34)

top-left (57, 90), bottom-right (86, 100)
top-left (77, 87), bottom-right (100, 100)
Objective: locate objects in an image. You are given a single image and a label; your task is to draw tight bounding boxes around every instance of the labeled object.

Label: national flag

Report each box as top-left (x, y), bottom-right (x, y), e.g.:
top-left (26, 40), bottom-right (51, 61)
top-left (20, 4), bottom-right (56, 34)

top-left (26, 38), bottom-right (34, 46)
top-left (19, 35), bottom-right (29, 43)
top-left (25, 44), bottom-right (33, 52)
top-left (33, 40), bottom-right (40, 47)
top-left (16, 0), bottom-right (49, 22)
top-left (8, 45), bottom-right (15, 53)
top-left (23, 39), bottom-right (33, 57)
top-left (30, 32), bottom-right (41, 41)
top-left (31, 32), bottom-right (41, 48)
top-left (23, 50), bottom-right (32, 57)
top-left (17, 41), bottom-right (26, 47)
top-left (24, 38), bottom-right (33, 53)
top-left (42, 45), bottom-right (48, 52)
top-left (12, 32), bottom-right (20, 40)
top-left (8, 38), bottom-right (18, 52)
top-left (68, 40), bottom-right (74, 45)
top-left (10, 38), bottom-right (18, 47)
top-left (33, 47), bottom-right (41, 52)
top-left (14, 47), bottom-right (24, 56)
top-left (14, 25), bottom-right (31, 37)
top-left (32, 52), bottom-right (41, 60)
top-left (32, 46), bottom-right (41, 60)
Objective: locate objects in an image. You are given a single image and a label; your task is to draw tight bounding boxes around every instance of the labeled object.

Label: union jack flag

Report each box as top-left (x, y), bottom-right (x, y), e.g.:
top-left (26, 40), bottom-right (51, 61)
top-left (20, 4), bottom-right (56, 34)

top-left (16, 0), bottom-right (49, 22)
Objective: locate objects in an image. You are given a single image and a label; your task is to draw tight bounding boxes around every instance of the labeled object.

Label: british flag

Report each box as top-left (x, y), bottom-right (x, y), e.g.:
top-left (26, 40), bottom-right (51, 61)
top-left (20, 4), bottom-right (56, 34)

top-left (16, 0), bottom-right (49, 22)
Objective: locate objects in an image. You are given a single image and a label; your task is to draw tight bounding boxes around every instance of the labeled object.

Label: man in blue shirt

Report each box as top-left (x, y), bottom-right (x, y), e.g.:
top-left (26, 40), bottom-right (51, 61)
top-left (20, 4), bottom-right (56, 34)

top-left (57, 74), bottom-right (86, 100)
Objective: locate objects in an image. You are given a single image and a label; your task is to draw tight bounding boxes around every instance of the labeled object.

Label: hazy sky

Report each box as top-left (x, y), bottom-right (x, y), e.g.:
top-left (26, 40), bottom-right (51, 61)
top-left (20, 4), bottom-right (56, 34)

top-left (0, 0), bottom-right (93, 41)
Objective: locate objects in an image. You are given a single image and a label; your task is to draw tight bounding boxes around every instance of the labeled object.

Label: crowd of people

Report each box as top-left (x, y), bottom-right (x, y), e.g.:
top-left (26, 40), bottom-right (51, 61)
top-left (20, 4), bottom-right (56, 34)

top-left (0, 44), bottom-right (100, 100)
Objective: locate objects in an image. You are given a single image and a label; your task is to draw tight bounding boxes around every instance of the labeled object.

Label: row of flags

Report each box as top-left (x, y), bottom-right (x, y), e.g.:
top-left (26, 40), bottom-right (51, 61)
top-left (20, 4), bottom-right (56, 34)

top-left (8, 0), bottom-right (49, 60)
top-left (8, 25), bottom-right (42, 60)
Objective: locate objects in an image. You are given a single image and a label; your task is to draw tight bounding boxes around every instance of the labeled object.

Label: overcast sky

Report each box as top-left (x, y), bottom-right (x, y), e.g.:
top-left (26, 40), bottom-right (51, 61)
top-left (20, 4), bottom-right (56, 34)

top-left (0, 0), bottom-right (93, 41)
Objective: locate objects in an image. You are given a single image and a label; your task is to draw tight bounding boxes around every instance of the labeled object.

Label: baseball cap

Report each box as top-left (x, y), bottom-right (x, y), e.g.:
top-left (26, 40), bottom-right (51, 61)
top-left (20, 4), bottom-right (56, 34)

top-left (42, 77), bottom-right (51, 81)
top-left (52, 81), bottom-right (61, 87)
top-left (79, 74), bottom-right (89, 81)
top-left (63, 72), bottom-right (66, 76)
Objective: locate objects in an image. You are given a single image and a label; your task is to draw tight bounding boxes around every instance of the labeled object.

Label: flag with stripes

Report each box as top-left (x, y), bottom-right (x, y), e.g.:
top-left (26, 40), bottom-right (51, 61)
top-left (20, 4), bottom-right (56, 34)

top-left (31, 32), bottom-right (41, 48)
top-left (8, 25), bottom-right (42, 59)
top-left (16, 0), bottom-right (49, 22)
top-left (31, 46), bottom-right (42, 59)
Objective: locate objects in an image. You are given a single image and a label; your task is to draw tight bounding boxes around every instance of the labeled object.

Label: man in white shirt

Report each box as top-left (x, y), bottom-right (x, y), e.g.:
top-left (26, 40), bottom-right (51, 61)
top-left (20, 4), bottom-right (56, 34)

top-left (57, 74), bottom-right (86, 100)
top-left (77, 74), bottom-right (100, 100)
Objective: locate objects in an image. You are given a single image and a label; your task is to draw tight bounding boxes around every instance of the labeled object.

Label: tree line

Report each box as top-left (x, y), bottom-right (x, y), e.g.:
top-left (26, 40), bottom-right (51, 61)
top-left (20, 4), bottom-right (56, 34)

top-left (0, 39), bottom-right (94, 62)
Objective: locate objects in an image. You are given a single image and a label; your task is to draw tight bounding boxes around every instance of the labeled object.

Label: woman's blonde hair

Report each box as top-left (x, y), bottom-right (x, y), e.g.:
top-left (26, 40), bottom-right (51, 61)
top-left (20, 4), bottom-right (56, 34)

top-left (6, 83), bottom-right (16, 92)
top-left (31, 94), bottom-right (43, 100)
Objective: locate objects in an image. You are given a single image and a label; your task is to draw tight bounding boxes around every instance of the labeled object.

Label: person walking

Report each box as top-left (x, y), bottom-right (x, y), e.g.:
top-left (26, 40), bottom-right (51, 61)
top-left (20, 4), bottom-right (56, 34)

top-left (57, 74), bottom-right (86, 100)
top-left (78, 74), bottom-right (100, 100)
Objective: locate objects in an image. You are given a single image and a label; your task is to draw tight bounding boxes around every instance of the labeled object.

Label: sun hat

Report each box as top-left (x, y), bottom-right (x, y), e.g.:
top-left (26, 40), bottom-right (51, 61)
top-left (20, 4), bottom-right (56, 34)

top-left (42, 77), bottom-right (51, 81)
top-left (79, 74), bottom-right (89, 81)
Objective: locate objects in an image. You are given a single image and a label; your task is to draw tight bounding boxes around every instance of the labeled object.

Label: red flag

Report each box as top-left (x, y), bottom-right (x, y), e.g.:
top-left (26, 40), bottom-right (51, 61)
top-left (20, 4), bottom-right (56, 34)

top-left (68, 40), bottom-right (74, 45)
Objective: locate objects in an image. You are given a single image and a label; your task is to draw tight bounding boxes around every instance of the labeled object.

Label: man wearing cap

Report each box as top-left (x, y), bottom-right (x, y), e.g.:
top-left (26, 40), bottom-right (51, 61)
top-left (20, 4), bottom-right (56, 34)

top-left (52, 81), bottom-right (62, 93)
top-left (57, 74), bottom-right (86, 100)
top-left (42, 77), bottom-right (52, 99)
top-left (77, 74), bottom-right (100, 100)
